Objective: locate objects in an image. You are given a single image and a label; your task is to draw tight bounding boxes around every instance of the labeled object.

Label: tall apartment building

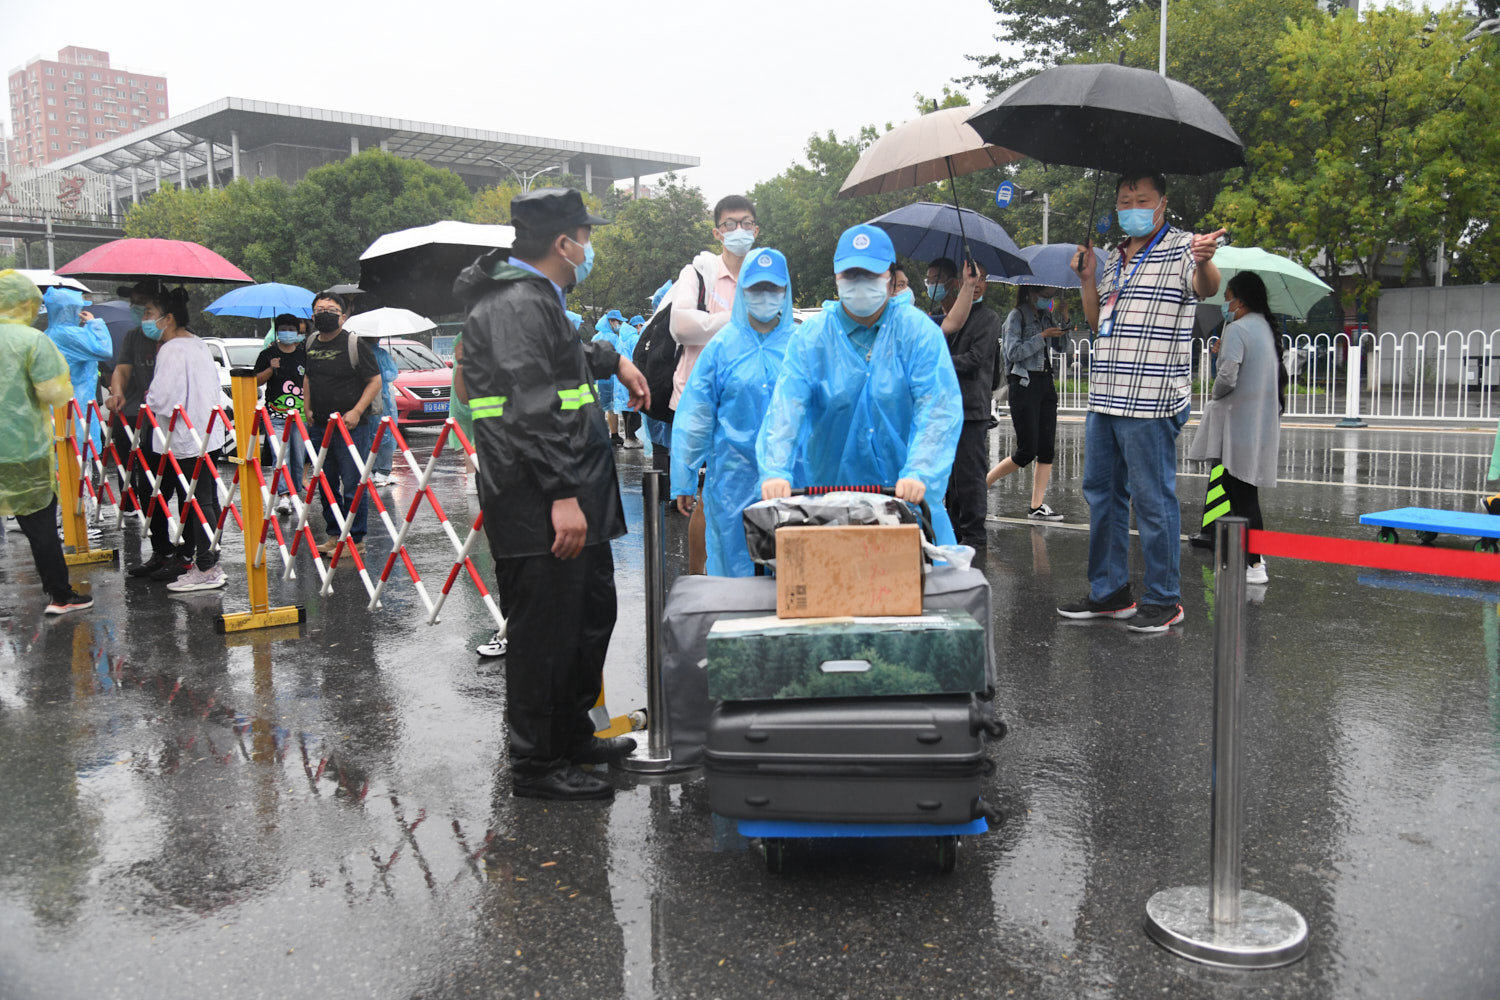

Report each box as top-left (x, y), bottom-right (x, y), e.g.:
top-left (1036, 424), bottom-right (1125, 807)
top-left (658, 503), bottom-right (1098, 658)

top-left (7, 46), bottom-right (169, 168)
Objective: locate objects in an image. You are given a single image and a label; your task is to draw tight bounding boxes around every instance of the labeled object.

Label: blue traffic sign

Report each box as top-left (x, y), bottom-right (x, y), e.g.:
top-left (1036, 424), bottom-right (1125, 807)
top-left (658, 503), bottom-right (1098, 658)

top-left (995, 181), bottom-right (1016, 208)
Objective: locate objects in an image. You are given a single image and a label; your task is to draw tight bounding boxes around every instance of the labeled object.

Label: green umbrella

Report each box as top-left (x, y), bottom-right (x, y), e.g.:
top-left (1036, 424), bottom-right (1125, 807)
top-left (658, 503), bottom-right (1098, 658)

top-left (1199, 246), bottom-right (1333, 320)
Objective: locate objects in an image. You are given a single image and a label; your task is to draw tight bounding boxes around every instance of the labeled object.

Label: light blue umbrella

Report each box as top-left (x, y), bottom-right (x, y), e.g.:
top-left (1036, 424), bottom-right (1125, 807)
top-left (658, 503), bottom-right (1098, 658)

top-left (205, 282), bottom-right (315, 319)
top-left (989, 243), bottom-right (1106, 289)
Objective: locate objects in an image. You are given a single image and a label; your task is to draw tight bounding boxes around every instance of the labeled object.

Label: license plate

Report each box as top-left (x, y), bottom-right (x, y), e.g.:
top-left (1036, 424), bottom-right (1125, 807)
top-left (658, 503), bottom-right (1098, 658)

top-left (422, 400), bottom-right (449, 413)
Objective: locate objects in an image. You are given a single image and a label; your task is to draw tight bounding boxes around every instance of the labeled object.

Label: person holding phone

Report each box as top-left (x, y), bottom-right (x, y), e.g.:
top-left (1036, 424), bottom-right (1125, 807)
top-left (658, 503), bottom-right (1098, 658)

top-left (987, 284), bottom-right (1066, 521)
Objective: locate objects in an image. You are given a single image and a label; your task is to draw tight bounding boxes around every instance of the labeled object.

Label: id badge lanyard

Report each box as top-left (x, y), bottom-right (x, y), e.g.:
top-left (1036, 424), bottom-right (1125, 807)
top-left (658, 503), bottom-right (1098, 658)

top-left (1098, 225), bottom-right (1169, 339)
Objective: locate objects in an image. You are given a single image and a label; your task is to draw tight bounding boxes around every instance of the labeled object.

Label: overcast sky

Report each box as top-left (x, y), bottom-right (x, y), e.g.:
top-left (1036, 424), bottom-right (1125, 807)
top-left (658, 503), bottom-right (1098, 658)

top-left (2, 0), bottom-right (1013, 201)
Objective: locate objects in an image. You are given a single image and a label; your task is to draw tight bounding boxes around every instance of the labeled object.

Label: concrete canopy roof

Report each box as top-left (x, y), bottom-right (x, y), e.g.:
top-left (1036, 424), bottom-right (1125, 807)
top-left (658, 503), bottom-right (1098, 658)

top-left (44, 96), bottom-right (698, 184)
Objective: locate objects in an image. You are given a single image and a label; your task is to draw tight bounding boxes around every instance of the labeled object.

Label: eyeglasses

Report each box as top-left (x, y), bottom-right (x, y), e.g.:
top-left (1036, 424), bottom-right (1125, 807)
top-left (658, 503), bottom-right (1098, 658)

top-left (313, 308), bottom-right (341, 316)
top-left (717, 218), bottom-right (757, 232)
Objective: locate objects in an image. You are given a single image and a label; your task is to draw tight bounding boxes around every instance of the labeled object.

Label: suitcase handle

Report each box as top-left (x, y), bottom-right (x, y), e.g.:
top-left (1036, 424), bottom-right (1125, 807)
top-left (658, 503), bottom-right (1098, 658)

top-left (791, 485), bottom-right (936, 544)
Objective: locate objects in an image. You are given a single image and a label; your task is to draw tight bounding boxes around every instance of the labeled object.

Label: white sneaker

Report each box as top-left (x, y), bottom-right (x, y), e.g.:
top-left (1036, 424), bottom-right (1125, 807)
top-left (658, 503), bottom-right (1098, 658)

top-left (476, 630), bottom-right (507, 657)
top-left (465, 472), bottom-right (479, 496)
top-left (1028, 503), bottom-right (1065, 521)
top-left (371, 473), bottom-right (393, 488)
top-left (275, 494), bottom-right (294, 516)
top-left (167, 565), bottom-right (227, 592)
top-left (1245, 560), bottom-right (1269, 585)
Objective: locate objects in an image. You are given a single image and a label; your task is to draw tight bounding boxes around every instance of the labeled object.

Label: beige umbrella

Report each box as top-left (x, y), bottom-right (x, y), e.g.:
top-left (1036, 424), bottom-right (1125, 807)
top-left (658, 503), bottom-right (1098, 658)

top-left (838, 106), bottom-right (1025, 199)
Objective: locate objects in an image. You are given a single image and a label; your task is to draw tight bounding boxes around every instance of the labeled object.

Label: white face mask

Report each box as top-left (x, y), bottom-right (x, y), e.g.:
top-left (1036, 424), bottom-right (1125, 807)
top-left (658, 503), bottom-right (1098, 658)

top-left (743, 288), bottom-right (784, 324)
top-left (837, 275), bottom-right (890, 319)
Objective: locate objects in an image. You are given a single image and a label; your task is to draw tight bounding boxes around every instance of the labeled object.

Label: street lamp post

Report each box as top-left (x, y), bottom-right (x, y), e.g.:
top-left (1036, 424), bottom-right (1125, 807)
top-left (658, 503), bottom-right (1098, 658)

top-left (481, 155), bottom-right (560, 192)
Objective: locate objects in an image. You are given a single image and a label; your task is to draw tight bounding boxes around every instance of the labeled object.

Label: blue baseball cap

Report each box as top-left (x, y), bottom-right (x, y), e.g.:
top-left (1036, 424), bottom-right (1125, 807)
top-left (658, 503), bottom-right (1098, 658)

top-left (834, 224), bottom-right (896, 275)
top-left (604, 308), bottom-right (624, 321)
top-left (740, 248), bottom-right (790, 289)
top-left (628, 315), bottom-right (644, 326)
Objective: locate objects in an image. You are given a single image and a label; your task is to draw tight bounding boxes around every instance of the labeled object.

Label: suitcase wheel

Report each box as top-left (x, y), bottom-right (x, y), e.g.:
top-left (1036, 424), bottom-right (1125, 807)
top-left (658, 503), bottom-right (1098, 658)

top-left (935, 835), bottom-right (958, 875)
top-left (762, 838), bottom-right (786, 874)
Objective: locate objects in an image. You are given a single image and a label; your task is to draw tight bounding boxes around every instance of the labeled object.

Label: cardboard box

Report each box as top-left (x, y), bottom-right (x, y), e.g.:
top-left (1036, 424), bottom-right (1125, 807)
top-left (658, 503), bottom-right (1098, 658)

top-left (775, 524), bottom-right (922, 618)
top-left (706, 609), bottom-right (986, 701)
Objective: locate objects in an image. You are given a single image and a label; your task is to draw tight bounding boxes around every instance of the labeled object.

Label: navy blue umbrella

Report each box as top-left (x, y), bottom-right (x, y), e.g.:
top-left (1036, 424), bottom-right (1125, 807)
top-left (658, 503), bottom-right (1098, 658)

top-left (87, 300), bottom-right (137, 361)
top-left (867, 202), bottom-right (1031, 278)
top-left (989, 243), bottom-right (1107, 288)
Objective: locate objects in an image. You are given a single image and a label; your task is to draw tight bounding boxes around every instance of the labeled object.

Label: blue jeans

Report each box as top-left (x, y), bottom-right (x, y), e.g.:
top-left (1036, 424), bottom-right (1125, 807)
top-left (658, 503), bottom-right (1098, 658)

top-left (1082, 408), bottom-right (1189, 607)
top-left (269, 414), bottom-right (304, 494)
top-left (312, 419), bottom-right (374, 542)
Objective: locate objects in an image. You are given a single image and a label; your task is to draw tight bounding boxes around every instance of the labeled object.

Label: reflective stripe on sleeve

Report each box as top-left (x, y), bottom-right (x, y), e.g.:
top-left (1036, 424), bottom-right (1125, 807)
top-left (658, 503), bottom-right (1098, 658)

top-left (470, 395), bottom-right (507, 420)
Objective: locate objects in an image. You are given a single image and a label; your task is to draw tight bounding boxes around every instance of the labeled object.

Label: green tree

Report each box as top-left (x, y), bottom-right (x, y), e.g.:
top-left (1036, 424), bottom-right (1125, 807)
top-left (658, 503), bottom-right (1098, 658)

top-left (122, 183), bottom-right (217, 244)
top-left (573, 174), bottom-right (712, 321)
top-left (962, 0), bottom-right (1152, 94)
top-left (283, 149), bottom-right (473, 291)
top-left (1213, 3), bottom-right (1500, 312)
top-left (468, 173), bottom-right (600, 225)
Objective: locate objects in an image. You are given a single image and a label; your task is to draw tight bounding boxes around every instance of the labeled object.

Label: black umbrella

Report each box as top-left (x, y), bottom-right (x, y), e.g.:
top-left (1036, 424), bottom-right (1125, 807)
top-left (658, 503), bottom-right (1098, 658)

top-left (357, 221), bottom-right (515, 317)
top-left (966, 64), bottom-right (1244, 253)
top-left (965, 63), bottom-right (1245, 176)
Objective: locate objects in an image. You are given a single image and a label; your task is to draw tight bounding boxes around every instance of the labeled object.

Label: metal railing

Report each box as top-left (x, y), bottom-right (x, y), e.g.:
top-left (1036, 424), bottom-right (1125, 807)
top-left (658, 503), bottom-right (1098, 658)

top-left (1047, 328), bottom-right (1500, 423)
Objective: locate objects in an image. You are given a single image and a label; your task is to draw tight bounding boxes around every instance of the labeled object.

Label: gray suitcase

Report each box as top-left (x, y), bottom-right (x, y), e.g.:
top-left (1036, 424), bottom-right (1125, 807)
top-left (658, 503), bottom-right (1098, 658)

top-left (704, 695), bottom-right (1005, 825)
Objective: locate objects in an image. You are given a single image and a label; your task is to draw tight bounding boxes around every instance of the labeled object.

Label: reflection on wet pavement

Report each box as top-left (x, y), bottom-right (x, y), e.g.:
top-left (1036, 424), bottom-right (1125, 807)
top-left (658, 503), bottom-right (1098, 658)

top-left (1, 423), bottom-right (1498, 999)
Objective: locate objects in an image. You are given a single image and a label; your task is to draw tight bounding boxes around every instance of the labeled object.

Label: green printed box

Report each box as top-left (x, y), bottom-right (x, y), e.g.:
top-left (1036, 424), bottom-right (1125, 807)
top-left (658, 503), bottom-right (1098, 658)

top-left (706, 610), bottom-right (986, 701)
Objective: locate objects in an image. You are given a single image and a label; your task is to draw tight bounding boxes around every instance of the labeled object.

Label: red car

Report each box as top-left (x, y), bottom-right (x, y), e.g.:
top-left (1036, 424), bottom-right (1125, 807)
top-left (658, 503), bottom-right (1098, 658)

top-left (385, 339), bottom-right (454, 427)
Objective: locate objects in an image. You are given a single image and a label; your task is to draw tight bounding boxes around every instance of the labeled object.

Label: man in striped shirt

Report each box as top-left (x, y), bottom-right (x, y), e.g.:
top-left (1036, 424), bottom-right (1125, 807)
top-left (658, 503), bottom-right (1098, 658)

top-left (1056, 171), bottom-right (1224, 633)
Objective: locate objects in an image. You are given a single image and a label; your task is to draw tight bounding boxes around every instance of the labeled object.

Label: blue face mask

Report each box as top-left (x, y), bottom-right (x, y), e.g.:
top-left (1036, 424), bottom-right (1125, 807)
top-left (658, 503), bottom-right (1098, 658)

top-left (891, 288), bottom-right (915, 308)
top-left (722, 228), bottom-right (756, 257)
top-left (565, 237), bottom-right (595, 286)
top-left (925, 282), bottom-right (948, 303)
top-left (1036, 297), bottom-right (1054, 312)
top-left (744, 288), bottom-right (784, 324)
top-left (277, 329), bottom-right (303, 344)
top-left (141, 319), bottom-right (163, 341)
top-left (837, 276), bottom-right (890, 319)
top-left (1118, 205), bottom-right (1161, 238)
top-left (130, 305), bottom-right (146, 323)
top-left (1221, 302), bottom-right (1237, 324)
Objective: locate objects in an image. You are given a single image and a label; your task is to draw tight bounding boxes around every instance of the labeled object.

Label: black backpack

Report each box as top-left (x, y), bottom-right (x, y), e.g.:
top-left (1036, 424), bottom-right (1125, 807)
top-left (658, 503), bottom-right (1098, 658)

top-left (635, 268), bottom-right (705, 423)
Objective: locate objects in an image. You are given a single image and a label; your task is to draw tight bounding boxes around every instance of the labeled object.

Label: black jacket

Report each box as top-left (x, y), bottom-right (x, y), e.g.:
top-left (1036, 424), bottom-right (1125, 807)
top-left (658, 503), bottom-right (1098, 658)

top-left (454, 252), bottom-right (625, 559)
top-left (944, 303), bottom-right (1001, 421)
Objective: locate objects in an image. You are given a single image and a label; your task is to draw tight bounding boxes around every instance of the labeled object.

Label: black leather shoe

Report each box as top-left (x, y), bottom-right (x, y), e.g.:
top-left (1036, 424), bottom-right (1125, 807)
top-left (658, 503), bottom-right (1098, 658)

top-left (571, 735), bottom-right (636, 765)
top-left (513, 766), bottom-right (613, 801)
top-left (150, 558), bottom-right (193, 581)
top-left (1188, 532), bottom-right (1215, 550)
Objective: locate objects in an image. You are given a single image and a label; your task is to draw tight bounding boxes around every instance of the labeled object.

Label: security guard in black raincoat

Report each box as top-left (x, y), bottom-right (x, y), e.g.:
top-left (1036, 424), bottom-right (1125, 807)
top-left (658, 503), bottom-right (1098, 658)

top-left (454, 188), bottom-right (650, 801)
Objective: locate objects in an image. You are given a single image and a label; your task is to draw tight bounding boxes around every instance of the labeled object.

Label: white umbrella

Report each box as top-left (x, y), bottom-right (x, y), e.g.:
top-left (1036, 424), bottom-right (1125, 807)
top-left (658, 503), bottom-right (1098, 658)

top-left (16, 269), bottom-right (92, 293)
top-left (344, 307), bottom-right (436, 339)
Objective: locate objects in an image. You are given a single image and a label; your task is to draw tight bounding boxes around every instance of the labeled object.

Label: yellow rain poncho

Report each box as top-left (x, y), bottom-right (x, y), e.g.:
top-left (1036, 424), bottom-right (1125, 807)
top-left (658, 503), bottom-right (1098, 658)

top-left (0, 270), bottom-right (72, 517)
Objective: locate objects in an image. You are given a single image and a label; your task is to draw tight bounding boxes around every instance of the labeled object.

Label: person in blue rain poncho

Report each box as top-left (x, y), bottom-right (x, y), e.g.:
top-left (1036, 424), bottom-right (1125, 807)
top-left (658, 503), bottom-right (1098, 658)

top-left (42, 286), bottom-right (113, 457)
top-left (591, 309), bottom-right (627, 444)
top-left (670, 248), bottom-right (801, 576)
top-left (615, 315), bottom-right (646, 447)
top-left (757, 224), bottom-right (964, 545)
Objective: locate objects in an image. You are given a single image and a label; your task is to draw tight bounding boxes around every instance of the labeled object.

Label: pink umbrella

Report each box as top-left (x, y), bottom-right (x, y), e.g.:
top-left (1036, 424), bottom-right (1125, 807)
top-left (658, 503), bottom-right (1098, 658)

top-left (838, 107), bottom-right (1025, 199)
top-left (56, 238), bottom-right (253, 284)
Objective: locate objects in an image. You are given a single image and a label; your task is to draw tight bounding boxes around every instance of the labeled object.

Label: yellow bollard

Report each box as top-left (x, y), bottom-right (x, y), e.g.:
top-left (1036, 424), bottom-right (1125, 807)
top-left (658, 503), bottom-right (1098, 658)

top-left (217, 369), bottom-right (304, 634)
top-left (54, 403), bottom-right (116, 566)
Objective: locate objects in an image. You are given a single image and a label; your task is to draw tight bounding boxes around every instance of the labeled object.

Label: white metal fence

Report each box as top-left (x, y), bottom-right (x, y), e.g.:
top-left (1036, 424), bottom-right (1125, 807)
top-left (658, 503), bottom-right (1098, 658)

top-left (1048, 329), bottom-right (1500, 423)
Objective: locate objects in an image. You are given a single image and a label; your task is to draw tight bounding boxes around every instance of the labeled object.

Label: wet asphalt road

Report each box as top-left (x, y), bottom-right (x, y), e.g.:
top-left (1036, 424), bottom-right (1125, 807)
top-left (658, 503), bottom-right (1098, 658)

top-left (1, 420), bottom-right (1498, 1000)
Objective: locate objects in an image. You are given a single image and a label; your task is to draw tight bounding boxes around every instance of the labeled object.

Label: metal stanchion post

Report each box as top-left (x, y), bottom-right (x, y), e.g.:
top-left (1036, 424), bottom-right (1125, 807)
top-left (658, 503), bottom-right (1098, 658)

top-left (620, 469), bottom-right (692, 774)
top-left (1144, 516), bottom-right (1308, 968)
